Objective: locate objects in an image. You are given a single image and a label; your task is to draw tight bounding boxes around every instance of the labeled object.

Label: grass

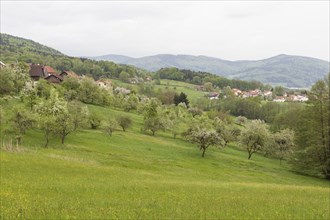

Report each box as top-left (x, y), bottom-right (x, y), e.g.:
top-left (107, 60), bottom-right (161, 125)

top-left (113, 79), bottom-right (207, 103)
top-left (0, 102), bottom-right (329, 219)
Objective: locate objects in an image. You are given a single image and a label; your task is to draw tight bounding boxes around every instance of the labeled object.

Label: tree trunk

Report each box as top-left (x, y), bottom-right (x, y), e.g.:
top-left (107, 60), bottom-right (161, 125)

top-left (44, 133), bottom-right (49, 148)
top-left (61, 134), bottom-right (65, 144)
top-left (202, 148), bottom-right (206, 157)
top-left (248, 152), bottom-right (252, 159)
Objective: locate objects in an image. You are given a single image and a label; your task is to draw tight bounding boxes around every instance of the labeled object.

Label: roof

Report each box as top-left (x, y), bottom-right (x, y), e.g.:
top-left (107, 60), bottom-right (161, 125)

top-left (45, 74), bottom-right (63, 81)
top-left (44, 66), bottom-right (57, 74)
top-left (60, 71), bottom-right (79, 78)
top-left (29, 64), bottom-right (44, 77)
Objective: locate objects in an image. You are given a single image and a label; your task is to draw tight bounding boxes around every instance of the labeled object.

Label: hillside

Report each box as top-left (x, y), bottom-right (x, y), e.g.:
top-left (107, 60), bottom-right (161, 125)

top-left (0, 33), bottom-right (148, 79)
top-left (1, 100), bottom-right (329, 219)
top-left (0, 33), bottom-right (65, 62)
top-left (92, 54), bottom-right (330, 88)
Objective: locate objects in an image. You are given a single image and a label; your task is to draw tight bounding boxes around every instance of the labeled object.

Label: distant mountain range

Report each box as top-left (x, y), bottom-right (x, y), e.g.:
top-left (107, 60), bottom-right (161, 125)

top-left (91, 54), bottom-right (329, 88)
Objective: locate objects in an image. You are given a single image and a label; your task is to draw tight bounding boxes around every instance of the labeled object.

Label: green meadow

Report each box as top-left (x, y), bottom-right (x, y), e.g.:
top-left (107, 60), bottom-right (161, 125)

top-left (113, 79), bottom-right (206, 102)
top-left (0, 103), bottom-right (329, 219)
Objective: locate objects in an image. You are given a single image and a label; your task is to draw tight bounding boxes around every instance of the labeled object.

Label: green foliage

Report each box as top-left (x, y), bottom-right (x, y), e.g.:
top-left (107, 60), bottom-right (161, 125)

top-left (119, 71), bottom-right (130, 83)
top-left (174, 92), bottom-right (189, 107)
top-left (104, 118), bottom-right (118, 136)
top-left (116, 115), bottom-right (132, 132)
top-left (34, 89), bottom-right (68, 147)
top-left (239, 120), bottom-right (271, 159)
top-left (0, 63), bottom-right (30, 96)
top-left (9, 107), bottom-right (35, 144)
top-left (290, 74), bottom-right (330, 178)
top-left (88, 113), bottom-right (102, 130)
top-left (273, 129), bottom-right (295, 164)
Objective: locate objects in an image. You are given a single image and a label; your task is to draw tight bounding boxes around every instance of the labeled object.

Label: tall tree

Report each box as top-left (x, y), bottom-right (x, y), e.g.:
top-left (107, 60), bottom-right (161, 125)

top-left (292, 74), bottom-right (330, 178)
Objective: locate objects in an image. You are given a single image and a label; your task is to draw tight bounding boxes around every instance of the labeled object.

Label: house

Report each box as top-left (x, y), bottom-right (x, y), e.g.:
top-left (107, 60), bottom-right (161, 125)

top-left (60, 71), bottom-right (79, 79)
top-left (29, 64), bottom-right (66, 84)
top-left (208, 92), bottom-right (219, 100)
top-left (45, 74), bottom-right (63, 84)
top-left (273, 96), bottom-right (286, 102)
top-left (263, 90), bottom-right (272, 97)
top-left (29, 64), bottom-right (47, 81)
top-left (232, 88), bottom-right (242, 96)
top-left (96, 79), bottom-right (112, 89)
top-left (29, 64), bottom-right (58, 80)
top-left (293, 95), bottom-right (308, 102)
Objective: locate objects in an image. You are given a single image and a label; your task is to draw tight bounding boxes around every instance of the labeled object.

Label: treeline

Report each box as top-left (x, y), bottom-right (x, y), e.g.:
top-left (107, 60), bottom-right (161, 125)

top-left (155, 67), bottom-right (269, 90)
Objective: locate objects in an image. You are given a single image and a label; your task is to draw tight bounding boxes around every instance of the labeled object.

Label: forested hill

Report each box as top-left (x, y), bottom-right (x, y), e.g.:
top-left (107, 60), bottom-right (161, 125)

top-left (0, 33), bottom-right (65, 60)
top-left (0, 33), bottom-right (149, 79)
top-left (91, 54), bottom-right (330, 88)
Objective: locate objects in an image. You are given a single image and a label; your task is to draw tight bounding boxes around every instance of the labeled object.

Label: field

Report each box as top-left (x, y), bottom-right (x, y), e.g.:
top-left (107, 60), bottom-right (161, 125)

top-left (0, 103), bottom-right (329, 219)
top-left (113, 79), bottom-right (207, 102)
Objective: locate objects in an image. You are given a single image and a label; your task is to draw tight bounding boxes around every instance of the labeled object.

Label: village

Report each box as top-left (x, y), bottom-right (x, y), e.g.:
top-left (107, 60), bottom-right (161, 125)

top-left (0, 61), bottom-right (309, 103)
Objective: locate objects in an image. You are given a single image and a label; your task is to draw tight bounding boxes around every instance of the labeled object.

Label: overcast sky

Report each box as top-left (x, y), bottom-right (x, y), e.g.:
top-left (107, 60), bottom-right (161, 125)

top-left (1, 1), bottom-right (329, 61)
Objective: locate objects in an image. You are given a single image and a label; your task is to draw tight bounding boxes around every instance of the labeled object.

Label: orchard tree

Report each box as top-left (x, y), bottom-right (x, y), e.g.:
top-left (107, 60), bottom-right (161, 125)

top-left (68, 101), bottom-right (89, 131)
top-left (239, 120), bottom-right (270, 159)
top-left (273, 128), bottom-right (295, 164)
top-left (142, 99), bottom-right (165, 136)
top-left (104, 118), bottom-right (118, 136)
top-left (116, 115), bottom-right (132, 132)
top-left (56, 111), bottom-right (74, 144)
top-left (88, 113), bottom-right (102, 129)
top-left (184, 127), bottom-right (222, 157)
top-left (214, 117), bottom-right (239, 147)
top-left (10, 107), bottom-right (34, 145)
top-left (23, 88), bottom-right (38, 111)
top-left (184, 115), bottom-right (223, 157)
top-left (35, 89), bottom-right (67, 147)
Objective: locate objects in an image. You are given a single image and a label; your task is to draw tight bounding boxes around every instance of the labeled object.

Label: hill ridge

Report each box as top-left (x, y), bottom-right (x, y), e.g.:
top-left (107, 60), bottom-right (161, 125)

top-left (91, 53), bottom-right (329, 88)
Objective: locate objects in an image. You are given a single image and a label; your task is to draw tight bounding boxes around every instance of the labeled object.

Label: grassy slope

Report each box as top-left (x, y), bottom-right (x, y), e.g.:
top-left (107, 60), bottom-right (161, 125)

top-left (113, 79), bottom-right (207, 103)
top-left (0, 102), bottom-right (329, 219)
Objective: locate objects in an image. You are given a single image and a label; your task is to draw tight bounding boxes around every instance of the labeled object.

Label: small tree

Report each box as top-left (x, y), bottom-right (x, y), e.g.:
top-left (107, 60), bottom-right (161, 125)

top-left (23, 88), bottom-right (38, 111)
top-left (68, 101), bottom-right (89, 131)
top-left (143, 117), bottom-right (165, 136)
top-left (184, 127), bottom-right (222, 157)
top-left (89, 113), bottom-right (102, 129)
top-left (273, 129), bottom-right (295, 164)
top-left (116, 115), bottom-right (132, 132)
top-left (239, 120), bottom-right (270, 159)
top-left (56, 111), bottom-right (74, 144)
top-left (10, 108), bottom-right (34, 145)
top-left (104, 118), bottom-right (118, 136)
top-left (214, 118), bottom-right (239, 147)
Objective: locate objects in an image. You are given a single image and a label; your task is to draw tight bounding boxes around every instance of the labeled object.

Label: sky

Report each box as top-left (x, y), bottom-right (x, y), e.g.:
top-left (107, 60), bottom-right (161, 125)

top-left (1, 1), bottom-right (329, 61)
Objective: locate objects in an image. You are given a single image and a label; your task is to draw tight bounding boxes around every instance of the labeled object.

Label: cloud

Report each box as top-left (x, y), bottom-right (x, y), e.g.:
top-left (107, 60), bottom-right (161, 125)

top-left (1, 1), bottom-right (329, 61)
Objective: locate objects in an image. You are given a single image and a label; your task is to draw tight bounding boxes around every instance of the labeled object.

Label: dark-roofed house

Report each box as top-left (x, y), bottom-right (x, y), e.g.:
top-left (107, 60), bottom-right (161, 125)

top-left (45, 74), bottom-right (63, 84)
top-left (29, 64), bottom-right (47, 81)
top-left (60, 70), bottom-right (79, 79)
top-left (29, 64), bottom-right (64, 83)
